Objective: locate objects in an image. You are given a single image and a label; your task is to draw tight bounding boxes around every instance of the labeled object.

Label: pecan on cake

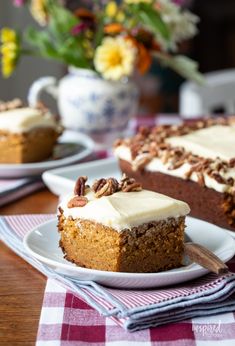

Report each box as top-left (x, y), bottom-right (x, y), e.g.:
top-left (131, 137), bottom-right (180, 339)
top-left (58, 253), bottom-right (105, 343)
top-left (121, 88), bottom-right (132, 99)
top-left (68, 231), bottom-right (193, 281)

top-left (58, 175), bottom-right (190, 273)
top-left (114, 117), bottom-right (235, 232)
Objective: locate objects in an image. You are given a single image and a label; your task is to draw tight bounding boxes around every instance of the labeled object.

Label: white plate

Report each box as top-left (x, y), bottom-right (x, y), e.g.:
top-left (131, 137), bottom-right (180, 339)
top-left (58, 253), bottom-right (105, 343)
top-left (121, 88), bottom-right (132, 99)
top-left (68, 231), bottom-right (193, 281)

top-left (0, 131), bottom-right (94, 178)
top-left (23, 217), bottom-right (235, 289)
top-left (42, 157), bottom-right (120, 196)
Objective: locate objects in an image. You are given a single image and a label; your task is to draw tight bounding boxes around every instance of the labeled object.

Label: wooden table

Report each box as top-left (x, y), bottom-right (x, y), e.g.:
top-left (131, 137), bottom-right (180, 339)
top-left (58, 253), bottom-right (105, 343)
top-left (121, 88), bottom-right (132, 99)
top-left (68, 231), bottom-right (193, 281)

top-left (0, 189), bottom-right (58, 346)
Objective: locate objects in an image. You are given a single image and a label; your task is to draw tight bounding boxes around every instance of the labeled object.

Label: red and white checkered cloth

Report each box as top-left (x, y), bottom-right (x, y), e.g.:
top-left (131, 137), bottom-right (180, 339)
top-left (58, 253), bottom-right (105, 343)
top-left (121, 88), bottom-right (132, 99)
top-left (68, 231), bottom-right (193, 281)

top-left (1, 214), bottom-right (235, 345)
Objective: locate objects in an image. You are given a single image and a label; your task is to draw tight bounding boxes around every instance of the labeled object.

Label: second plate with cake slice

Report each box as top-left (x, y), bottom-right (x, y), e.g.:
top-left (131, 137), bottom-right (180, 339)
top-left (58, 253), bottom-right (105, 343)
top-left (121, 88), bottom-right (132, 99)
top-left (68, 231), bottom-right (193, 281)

top-left (0, 131), bottom-right (94, 178)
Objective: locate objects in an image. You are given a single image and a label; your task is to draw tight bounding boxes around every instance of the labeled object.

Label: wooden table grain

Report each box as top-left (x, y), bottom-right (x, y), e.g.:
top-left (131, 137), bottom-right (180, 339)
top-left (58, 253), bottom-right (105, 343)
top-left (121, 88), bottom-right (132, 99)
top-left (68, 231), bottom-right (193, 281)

top-left (0, 189), bottom-right (58, 346)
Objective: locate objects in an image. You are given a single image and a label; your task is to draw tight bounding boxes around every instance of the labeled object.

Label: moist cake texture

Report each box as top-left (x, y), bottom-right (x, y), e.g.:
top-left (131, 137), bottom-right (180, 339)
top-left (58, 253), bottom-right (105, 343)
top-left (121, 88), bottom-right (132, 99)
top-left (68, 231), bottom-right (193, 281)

top-left (0, 99), bottom-right (62, 163)
top-left (114, 117), bottom-right (235, 231)
top-left (58, 175), bottom-right (190, 273)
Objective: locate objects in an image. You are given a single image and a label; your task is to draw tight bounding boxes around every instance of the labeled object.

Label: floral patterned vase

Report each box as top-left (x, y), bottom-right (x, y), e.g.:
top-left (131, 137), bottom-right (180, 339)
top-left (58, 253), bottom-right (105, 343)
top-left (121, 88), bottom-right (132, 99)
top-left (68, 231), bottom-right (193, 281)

top-left (28, 67), bottom-right (139, 146)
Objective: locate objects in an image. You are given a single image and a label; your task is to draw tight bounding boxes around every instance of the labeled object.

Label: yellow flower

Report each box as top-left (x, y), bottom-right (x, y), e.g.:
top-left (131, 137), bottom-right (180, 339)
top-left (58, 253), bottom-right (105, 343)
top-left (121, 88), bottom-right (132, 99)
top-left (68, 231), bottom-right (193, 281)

top-left (105, 1), bottom-right (118, 18)
top-left (1, 28), bottom-right (17, 44)
top-left (0, 28), bottom-right (19, 78)
top-left (124, 0), bottom-right (152, 4)
top-left (2, 58), bottom-right (15, 78)
top-left (30, 0), bottom-right (48, 26)
top-left (116, 11), bottom-right (125, 23)
top-left (1, 42), bottom-right (17, 58)
top-left (94, 36), bottom-right (137, 81)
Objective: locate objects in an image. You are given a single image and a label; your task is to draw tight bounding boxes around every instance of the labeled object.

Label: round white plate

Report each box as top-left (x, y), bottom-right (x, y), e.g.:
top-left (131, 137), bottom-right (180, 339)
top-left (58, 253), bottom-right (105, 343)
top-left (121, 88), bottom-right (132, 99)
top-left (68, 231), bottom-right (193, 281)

top-left (23, 216), bottom-right (235, 289)
top-left (0, 131), bottom-right (94, 178)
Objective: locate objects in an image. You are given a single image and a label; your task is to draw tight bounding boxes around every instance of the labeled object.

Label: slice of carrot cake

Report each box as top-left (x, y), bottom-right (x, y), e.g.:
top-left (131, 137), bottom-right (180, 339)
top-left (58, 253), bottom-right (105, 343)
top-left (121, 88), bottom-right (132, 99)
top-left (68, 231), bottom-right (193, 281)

top-left (58, 175), bottom-right (190, 273)
top-left (0, 99), bottom-right (62, 163)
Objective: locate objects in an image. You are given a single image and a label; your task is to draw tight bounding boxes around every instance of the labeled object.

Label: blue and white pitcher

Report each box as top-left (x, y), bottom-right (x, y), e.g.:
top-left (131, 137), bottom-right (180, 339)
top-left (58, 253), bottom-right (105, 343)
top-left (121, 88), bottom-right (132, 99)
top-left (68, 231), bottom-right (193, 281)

top-left (28, 67), bottom-right (139, 145)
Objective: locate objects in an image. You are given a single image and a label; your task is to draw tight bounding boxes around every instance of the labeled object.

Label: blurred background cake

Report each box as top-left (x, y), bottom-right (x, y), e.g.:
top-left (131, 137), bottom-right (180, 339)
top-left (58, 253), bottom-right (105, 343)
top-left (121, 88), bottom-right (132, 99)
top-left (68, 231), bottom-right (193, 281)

top-left (0, 99), bottom-right (62, 163)
top-left (114, 117), bottom-right (235, 232)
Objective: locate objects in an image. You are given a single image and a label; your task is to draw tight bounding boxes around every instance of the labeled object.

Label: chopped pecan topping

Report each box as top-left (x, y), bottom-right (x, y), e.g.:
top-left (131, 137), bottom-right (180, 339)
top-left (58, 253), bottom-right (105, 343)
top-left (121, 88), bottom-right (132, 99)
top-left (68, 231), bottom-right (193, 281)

top-left (121, 182), bottom-right (142, 192)
top-left (211, 172), bottom-right (226, 184)
top-left (132, 154), bottom-right (152, 171)
top-left (161, 151), bottom-right (171, 164)
top-left (119, 174), bottom-right (142, 192)
top-left (74, 176), bottom-right (88, 196)
top-left (94, 178), bottom-right (119, 198)
top-left (67, 196), bottom-right (88, 208)
top-left (227, 177), bottom-right (234, 186)
top-left (168, 159), bottom-right (185, 170)
top-left (130, 142), bottom-right (142, 160)
top-left (114, 116), bottom-right (235, 182)
top-left (184, 166), bottom-right (195, 179)
top-left (139, 126), bottom-right (150, 137)
top-left (196, 172), bottom-right (205, 187)
top-left (229, 158), bottom-right (235, 168)
top-left (0, 98), bottom-right (23, 112)
top-left (113, 138), bottom-right (124, 147)
top-left (92, 178), bottom-right (107, 193)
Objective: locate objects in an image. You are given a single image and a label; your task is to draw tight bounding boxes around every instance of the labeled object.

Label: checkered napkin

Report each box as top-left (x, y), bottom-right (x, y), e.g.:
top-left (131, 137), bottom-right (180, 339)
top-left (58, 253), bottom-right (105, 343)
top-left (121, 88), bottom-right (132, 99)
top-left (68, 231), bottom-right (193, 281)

top-left (1, 214), bottom-right (235, 342)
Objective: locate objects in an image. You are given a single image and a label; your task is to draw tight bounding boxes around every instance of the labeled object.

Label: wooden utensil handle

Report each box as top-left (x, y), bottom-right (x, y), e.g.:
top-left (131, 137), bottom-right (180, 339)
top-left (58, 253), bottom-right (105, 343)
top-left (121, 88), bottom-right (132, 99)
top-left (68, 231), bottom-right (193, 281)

top-left (184, 242), bottom-right (229, 275)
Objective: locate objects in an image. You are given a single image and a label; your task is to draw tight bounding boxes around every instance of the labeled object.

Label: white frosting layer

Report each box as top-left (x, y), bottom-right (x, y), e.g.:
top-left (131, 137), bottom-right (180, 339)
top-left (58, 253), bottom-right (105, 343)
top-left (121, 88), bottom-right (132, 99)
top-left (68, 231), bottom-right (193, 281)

top-left (166, 125), bottom-right (235, 161)
top-left (60, 189), bottom-right (190, 231)
top-left (114, 146), bottom-right (235, 194)
top-left (0, 107), bottom-right (57, 133)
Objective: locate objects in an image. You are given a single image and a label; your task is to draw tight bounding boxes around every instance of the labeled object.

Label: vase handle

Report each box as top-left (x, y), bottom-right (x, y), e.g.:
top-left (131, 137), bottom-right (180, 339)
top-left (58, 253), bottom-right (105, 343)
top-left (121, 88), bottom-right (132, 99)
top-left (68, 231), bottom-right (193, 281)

top-left (28, 76), bottom-right (58, 107)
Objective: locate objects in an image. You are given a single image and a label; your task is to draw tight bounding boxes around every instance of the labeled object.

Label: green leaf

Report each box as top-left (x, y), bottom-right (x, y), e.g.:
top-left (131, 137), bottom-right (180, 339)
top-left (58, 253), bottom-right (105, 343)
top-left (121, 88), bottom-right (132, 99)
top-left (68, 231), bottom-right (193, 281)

top-left (129, 3), bottom-right (170, 40)
top-left (57, 37), bottom-right (91, 68)
top-left (25, 27), bottom-right (59, 59)
top-left (154, 52), bottom-right (205, 84)
top-left (94, 15), bottom-right (104, 48)
top-left (25, 26), bottom-right (92, 68)
top-left (48, 2), bottom-right (78, 39)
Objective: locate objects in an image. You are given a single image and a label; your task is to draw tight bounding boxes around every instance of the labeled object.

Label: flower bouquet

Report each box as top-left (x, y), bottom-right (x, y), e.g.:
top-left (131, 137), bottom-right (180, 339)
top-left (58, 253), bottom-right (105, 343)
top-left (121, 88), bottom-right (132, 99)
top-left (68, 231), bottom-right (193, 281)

top-left (1, 0), bottom-right (202, 82)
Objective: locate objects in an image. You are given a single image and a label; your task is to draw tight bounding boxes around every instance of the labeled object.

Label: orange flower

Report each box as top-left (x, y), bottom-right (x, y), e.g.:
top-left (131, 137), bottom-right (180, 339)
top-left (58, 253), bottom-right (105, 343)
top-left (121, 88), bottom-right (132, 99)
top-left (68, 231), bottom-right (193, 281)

top-left (151, 40), bottom-right (161, 52)
top-left (125, 36), bottom-right (152, 74)
top-left (104, 23), bottom-right (125, 35)
top-left (136, 42), bottom-right (152, 74)
top-left (74, 8), bottom-right (95, 21)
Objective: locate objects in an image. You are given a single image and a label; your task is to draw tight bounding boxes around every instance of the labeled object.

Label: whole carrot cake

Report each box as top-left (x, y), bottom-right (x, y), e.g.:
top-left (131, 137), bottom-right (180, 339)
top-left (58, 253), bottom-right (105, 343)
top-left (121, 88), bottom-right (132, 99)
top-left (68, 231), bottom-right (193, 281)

top-left (58, 175), bottom-right (190, 273)
top-left (0, 99), bottom-right (62, 163)
top-left (114, 116), bottom-right (235, 232)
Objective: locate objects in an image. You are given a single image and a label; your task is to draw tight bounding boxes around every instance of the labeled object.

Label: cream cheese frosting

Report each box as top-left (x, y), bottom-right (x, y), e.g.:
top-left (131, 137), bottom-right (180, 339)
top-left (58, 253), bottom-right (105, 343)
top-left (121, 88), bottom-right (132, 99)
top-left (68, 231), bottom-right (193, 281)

top-left (114, 145), bottom-right (235, 194)
top-left (166, 125), bottom-right (235, 161)
top-left (0, 107), bottom-right (57, 133)
top-left (60, 189), bottom-right (190, 232)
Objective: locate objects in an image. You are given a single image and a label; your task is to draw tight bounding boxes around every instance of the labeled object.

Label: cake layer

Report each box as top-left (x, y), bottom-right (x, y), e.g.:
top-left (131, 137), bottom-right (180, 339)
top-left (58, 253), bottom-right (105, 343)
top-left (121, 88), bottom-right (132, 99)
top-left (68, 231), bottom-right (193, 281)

top-left (58, 210), bottom-right (185, 272)
top-left (0, 128), bottom-right (60, 163)
top-left (0, 107), bottom-right (58, 133)
top-left (119, 158), bottom-right (235, 231)
top-left (59, 188), bottom-right (190, 232)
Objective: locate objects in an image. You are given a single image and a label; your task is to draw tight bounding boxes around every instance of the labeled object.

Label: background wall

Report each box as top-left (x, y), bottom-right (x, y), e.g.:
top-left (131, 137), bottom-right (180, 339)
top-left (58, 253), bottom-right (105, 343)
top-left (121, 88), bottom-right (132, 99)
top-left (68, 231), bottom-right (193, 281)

top-left (0, 2), bottom-right (63, 103)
